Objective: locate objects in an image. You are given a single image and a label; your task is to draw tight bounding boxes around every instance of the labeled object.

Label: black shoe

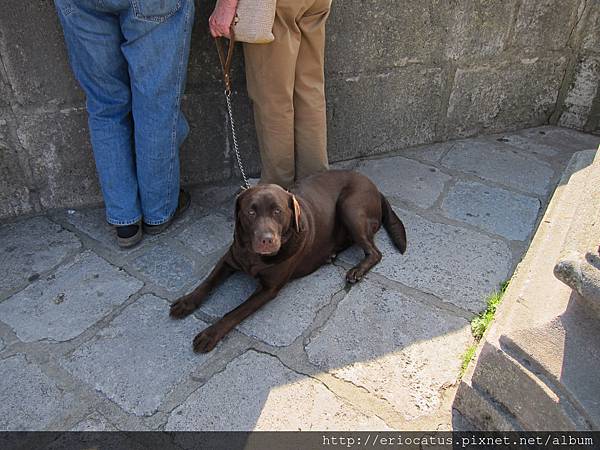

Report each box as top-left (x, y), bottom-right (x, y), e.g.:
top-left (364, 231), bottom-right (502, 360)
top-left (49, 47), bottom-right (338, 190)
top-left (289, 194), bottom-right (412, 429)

top-left (116, 222), bottom-right (142, 249)
top-left (143, 189), bottom-right (191, 235)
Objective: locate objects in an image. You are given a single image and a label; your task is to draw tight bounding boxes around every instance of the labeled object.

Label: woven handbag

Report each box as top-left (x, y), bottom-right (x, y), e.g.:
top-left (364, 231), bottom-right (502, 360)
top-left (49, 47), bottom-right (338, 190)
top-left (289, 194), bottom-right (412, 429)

top-left (233, 0), bottom-right (276, 44)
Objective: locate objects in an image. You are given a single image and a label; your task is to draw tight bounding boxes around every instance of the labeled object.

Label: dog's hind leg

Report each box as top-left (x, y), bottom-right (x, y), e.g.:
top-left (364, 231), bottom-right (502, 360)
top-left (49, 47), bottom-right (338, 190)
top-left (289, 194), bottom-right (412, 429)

top-left (170, 254), bottom-right (236, 318)
top-left (339, 206), bottom-right (382, 284)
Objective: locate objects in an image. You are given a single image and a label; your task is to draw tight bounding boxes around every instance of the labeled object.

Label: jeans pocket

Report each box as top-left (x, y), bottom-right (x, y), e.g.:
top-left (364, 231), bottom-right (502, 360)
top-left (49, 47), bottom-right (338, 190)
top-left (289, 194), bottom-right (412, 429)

top-left (130, 0), bottom-right (182, 22)
top-left (54, 0), bottom-right (74, 16)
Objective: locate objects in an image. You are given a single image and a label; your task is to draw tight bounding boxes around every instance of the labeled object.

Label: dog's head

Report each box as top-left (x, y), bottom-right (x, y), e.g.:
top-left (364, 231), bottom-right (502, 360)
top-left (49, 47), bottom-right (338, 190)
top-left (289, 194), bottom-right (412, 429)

top-left (234, 184), bottom-right (302, 255)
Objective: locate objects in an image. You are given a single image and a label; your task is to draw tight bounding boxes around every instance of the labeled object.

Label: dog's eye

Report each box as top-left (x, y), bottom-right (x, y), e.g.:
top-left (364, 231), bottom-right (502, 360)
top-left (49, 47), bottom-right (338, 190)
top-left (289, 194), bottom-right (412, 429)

top-left (273, 208), bottom-right (281, 215)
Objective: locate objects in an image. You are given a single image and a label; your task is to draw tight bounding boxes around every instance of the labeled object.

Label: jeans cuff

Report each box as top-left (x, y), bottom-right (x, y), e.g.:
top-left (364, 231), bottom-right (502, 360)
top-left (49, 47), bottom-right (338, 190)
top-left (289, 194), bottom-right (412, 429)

top-left (143, 209), bottom-right (176, 226)
top-left (107, 216), bottom-right (142, 226)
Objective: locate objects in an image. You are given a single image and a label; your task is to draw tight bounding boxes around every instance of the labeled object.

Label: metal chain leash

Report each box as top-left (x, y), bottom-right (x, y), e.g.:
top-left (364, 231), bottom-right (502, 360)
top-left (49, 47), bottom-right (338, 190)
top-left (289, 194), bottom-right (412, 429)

top-left (215, 30), bottom-right (250, 191)
top-left (224, 89), bottom-right (250, 190)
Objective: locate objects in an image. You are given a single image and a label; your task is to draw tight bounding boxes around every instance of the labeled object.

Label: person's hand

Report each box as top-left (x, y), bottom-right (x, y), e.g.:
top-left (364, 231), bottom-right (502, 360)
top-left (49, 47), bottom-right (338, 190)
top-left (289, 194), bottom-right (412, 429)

top-left (209, 0), bottom-right (238, 39)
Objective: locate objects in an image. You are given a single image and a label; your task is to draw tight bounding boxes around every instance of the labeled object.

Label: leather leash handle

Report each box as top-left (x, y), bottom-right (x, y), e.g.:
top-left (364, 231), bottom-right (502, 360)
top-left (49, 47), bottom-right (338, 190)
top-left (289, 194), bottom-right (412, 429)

top-left (215, 27), bottom-right (236, 94)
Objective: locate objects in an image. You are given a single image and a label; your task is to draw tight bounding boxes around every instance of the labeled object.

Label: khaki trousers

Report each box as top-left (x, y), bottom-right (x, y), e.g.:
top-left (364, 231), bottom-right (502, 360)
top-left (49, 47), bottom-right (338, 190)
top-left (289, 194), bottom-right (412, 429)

top-left (243, 0), bottom-right (331, 189)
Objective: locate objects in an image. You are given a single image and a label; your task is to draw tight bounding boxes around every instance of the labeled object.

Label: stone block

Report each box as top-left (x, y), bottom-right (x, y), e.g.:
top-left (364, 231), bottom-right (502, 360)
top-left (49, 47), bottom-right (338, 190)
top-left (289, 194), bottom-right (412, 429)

top-left (447, 58), bottom-right (567, 138)
top-left (340, 207), bottom-right (512, 314)
top-left (0, 110), bottom-right (33, 218)
top-left (581, 2), bottom-right (600, 54)
top-left (0, 216), bottom-right (81, 296)
top-left (179, 93), bottom-right (231, 186)
top-left (441, 139), bottom-right (555, 195)
top-left (0, 72), bottom-right (10, 109)
top-left (176, 213), bottom-right (233, 256)
top-left (198, 264), bottom-right (346, 346)
top-left (517, 126), bottom-right (600, 151)
top-left (444, 0), bottom-right (515, 60)
top-left (0, 0), bottom-right (84, 106)
top-left (356, 156), bottom-right (451, 208)
top-left (0, 354), bottom-right (74, 430)
top-left (511, 0), bottom-right (580, 51)
top-left (130, 243), bottom-right (196, 292)
top-left (442, 181), bottom-right (541, 241)
top-left (189, 183), bottom-right (239, 210)
top-left (306, 279), bottom-right (472, 421)
top-left (180, 90), bottom-right (259, 186)
top-left (553, 149), bottom-right (600, 317)
top-left (326, 0), bottom-right (444, 73)
top-left (453, 381), bottom-right (516, 431)
top-left (0, 251), bottom-right (142, 342)
top-left (455, 150), bottom-right (600, 430)
top-left (61, 295), bottom-right (210, 416)
top-left (327, 67), bottom-right (444, 161)
top-left (16, 109), bottom-right (102, 210)
top-left (166, 350), bottom-right (390, 431)
top-left (467, 343), bottom-right (584, 430)
top-left (558, 56), bottom-right (600, 130)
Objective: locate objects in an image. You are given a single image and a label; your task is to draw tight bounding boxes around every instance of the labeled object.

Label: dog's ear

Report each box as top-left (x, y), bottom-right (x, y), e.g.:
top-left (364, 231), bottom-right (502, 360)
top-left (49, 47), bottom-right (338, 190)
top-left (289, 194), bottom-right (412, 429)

top-left (290, 195), bottom-right (302, 233)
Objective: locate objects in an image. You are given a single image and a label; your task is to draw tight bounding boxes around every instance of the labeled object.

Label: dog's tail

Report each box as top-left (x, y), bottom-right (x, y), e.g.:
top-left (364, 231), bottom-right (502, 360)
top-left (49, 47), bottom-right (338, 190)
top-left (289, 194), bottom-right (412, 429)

top-left (380, 193), bottom-right (407, 254)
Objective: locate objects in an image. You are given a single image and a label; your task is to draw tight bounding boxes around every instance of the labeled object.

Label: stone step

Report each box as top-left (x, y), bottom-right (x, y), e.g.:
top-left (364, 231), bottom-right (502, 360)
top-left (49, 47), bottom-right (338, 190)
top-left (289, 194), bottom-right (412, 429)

top-left (554, 148), bottom-right (600, 318)
top-left (454, 149), bottom-right (600, 431)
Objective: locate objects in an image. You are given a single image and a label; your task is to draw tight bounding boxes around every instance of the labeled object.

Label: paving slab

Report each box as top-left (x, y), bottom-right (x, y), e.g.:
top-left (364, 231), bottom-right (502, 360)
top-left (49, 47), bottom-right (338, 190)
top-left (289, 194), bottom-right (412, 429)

top-left (61, 294), bottom-right (210, 416)
top-left (130, 243), bottom-right (196, 293)
top-left (441, 181), bottom-right (541, 241)
top-left (399, 142), bottom-right (453, 163)
top-left (341, 207), bottom-right (512, 314)
top-left (166, 350), bottom-right (390, 431)
top-left (0, 216), bottom-right (81, 295)
top-left (64, 204), bottom-right (205, 253)
top-left (0, 251), bottom-right (142, 342)
top-left (70, 413), bottom-right (118, 431)
top-left (490, 133), bottom-right (561, 159)
top-left (64, 207), bottom-right (125, 249)
top-left (176, 213), bottom-right (233, 256)
top-left (306, 279), bottom-right (471, 421)
top-left (516, 126), bottom-right (600, 152)
top-left (356, 156), bottom-right (451, 208)
top-left (441, 139), bottom-right (555, 195)
top-left (0, 354), bottom-right (74, 430)
top-left (198, 264), bottom-right (346, 346)
top-left (0, 337), bottom-right (5, 352)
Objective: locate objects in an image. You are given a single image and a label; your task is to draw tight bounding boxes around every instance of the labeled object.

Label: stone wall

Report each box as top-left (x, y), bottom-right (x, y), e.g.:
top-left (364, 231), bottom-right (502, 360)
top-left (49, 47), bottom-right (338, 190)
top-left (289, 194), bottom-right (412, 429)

top-left (1, 0), bottom-right (599, 219)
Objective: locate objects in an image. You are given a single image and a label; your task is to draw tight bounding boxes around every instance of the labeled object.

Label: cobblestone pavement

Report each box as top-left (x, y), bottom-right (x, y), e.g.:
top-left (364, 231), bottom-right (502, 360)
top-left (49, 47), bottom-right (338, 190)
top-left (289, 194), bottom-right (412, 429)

top-left (1, 126), bottom-right (598, 431)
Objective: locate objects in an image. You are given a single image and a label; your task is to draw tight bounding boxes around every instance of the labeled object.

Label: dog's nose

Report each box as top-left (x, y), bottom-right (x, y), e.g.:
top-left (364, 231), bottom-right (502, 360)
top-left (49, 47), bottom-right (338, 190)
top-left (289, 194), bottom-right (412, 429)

top-left (261, 234), bottom-right (274, 245)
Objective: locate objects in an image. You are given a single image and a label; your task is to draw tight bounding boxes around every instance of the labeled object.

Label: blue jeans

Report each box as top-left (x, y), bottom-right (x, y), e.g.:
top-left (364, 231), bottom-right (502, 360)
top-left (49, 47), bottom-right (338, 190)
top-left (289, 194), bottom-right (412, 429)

top-left (54, 0), bottom-right (194, 225)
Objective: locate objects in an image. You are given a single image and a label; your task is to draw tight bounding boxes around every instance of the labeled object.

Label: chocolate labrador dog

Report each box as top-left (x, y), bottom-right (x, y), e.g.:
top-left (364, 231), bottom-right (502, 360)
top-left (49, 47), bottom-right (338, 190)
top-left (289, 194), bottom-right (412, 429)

top-left (170, 170), bottom-right (407, 352)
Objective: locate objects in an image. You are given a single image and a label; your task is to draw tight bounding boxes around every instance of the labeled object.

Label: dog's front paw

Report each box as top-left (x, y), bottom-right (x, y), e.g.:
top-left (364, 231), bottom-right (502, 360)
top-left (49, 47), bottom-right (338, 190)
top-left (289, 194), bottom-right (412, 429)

top-left (169, 296), bottom-right (196, 319)
top-left (345, 267), bottom-right (365, 284)
top-left (193, 325), bottom-right (224, 353)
